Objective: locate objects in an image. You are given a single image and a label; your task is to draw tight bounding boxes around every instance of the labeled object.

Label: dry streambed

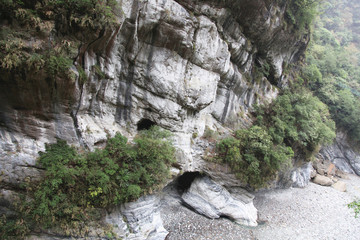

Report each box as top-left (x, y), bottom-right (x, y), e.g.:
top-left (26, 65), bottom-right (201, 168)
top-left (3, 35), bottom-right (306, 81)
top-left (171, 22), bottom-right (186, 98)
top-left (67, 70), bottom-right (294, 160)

top-left (161, 174), bottom-right (360, 240)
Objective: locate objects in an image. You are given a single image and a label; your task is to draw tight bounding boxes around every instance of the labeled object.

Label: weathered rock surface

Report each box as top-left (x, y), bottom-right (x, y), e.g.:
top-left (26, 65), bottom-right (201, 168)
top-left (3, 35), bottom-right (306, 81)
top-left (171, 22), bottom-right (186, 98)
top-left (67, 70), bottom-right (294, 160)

top-left (181, 176), bottom-right (258, 227)
top-left (313, 174), bottom-right (333, 186)
top-left (0, 0), bottom-right (308, 189)
top-left (319, 132), bottom-right (360, 175)
top-left (0, 0), bottom-right (312, 238)
top-left (104, 195), bottom-right (168, 240)
top-left (121, 195), bottom-right (168, 240)
top-left (25, 195), bottom-right (166, 240)
top-left (313, 158), bottom-right (336, 177)
top-left (332, 181), bottom-right (347, 192)
top-left (291, 162), bottom-right (315, 188)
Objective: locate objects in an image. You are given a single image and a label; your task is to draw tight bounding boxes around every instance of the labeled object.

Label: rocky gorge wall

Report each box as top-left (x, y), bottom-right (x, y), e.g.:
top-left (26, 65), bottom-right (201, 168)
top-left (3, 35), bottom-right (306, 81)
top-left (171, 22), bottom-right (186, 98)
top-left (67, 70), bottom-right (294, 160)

top-left (0, 0), bottom-right (314, 239)
top-left (319, 131), bottom-right (360, 176)
top-left (0, 0), bottom-right (308, 187)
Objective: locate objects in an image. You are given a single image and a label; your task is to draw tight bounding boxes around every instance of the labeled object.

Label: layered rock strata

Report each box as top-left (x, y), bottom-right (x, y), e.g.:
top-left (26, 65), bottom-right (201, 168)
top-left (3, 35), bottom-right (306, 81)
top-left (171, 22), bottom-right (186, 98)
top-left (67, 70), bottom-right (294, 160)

top-left (0, 0), bottom-right (312, 239)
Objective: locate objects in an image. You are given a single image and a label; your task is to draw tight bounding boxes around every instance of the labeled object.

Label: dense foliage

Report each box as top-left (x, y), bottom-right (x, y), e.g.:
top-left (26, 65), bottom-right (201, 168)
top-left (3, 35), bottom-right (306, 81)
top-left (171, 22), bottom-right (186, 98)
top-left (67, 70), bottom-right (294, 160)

top-left (0, 0), bottom-right (118, 28)
top-left (0, 0), bottom-right (119, 79)
top-left (216, 126), bottom-right (293, 189)
top-left (304, 0), bottom-right (360, 143)
top-left (255, 89), bottom-right (336, 157)
top-left (0, 214), bottom-right (30, 240)
top-left (21, 126), bottom-right (175, 232)
top-left (284, 0), bottom-right (320, 32)
top-left (216, 89), bottom-right (336, 188)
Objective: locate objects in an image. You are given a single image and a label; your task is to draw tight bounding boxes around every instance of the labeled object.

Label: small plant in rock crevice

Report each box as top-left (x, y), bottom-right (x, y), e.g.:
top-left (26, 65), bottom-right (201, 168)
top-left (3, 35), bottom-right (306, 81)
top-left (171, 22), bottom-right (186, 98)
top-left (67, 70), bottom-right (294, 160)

top-left (348, 200), bottom-right (360, 218)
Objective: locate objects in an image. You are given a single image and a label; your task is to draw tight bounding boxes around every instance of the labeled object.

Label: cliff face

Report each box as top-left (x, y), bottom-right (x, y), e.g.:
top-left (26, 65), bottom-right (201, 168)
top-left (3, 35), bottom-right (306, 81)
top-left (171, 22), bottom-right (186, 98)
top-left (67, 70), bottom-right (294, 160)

top-left (319, 132), bottom-right (360, 175)
top-left (0, 0), bottom-right (308, 186)
top-left (0, 0), bottom-right (309, 238)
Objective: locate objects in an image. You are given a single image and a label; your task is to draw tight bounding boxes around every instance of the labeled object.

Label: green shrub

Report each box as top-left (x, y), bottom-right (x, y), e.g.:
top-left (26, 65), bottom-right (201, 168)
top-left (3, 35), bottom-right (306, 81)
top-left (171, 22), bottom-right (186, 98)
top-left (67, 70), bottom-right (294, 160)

top-left (214, 87), bottom-right (335, 188)
top-left (255, 89), bottom-right (336, 158)
top-left (45, 54), bottom-right (73, 80)
top-left (285, 0), bottom-right (320, 32)
top-left (0, 214), bottom-right (30, 240)
top-left (93, 64), bottom-right (106, 79)
top-left (77, 66), bottom-right (88, 84)
top-left (21, 126), bottom-right (175, 232)
top-left (253, 59), bottom-right (271, 82)
top-left (216, 126), bottom-right (293, 189)
top-left (0, 0), bottom-right (118, 28)
top-left (202, 126), bottom-right (218, 141)
top-left (348, 200), bottom-right (360, 218)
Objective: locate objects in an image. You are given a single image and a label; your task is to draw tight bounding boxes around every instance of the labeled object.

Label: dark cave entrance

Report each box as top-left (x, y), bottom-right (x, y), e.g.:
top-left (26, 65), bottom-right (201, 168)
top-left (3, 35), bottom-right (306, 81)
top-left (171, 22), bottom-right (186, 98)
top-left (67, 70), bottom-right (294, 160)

top-left (137, 118), bottom-right (156, 131)
top-left (176, 171), bottom-right (201, 193)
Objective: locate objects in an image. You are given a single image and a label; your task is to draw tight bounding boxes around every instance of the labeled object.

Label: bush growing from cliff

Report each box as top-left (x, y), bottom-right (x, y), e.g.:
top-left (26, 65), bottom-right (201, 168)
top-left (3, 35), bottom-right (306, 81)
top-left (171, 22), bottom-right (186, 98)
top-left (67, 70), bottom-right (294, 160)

top-left (216, 126), bottom-right (293, 189)
top-left (284, 0), bottom-right (320, 32)
top-left (215, 89), bottom-right (335, 189)
top-left (22, 126), bottom-right (175, 231)
top-left (0, 0), bottom-right (120, 78)
top-left (0, 214), bottom-right (30, 240)
top-left (255, 89), bottom-right (336, 157)
top-left (0, 0), bottom-right (118, 29)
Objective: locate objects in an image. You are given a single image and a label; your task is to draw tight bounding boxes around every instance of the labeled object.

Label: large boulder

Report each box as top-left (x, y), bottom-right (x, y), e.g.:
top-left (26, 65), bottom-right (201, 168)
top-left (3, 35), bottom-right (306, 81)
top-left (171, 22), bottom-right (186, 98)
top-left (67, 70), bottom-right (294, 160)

top-left (181, 176), bottom-right (258, 227)
top-left (312, 174), bottom-right (333, 186)
top-left (332, 181), bottom-right (347, 192)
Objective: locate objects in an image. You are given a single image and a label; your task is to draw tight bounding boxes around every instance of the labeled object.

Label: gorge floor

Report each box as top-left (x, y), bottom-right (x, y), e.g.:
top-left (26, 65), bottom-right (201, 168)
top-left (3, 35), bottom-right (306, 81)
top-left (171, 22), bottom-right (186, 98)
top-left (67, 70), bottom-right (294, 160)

top-left (160, 174), bottom-right (360, 240)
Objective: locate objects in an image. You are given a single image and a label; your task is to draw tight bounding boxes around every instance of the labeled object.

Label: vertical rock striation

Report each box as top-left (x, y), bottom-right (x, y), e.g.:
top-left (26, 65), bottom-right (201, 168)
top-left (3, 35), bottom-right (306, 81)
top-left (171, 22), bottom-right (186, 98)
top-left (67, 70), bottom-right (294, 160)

top-left (0, 0), bottom-right (313, 238)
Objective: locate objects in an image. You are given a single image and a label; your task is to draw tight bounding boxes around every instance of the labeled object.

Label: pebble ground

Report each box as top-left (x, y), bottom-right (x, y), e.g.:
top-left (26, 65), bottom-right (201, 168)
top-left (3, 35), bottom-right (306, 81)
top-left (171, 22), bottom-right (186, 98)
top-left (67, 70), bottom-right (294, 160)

top-left (161, 174), bottom-right (360, 240)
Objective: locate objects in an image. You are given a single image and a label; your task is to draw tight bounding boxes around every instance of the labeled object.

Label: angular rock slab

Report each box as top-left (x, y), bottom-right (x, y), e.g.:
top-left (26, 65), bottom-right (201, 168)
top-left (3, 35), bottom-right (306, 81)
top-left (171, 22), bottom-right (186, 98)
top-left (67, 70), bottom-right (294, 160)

top-left (181, 176), bottom-right (258, 226)
top-left (291, 162), bottom-right (314, 188)
top-left (106, 195), bottom-right (168, 240)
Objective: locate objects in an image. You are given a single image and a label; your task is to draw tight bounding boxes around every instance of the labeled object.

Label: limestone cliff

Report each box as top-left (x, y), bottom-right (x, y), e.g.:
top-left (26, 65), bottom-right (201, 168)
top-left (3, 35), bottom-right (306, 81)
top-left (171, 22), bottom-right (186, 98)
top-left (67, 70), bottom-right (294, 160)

top-left (0, 0), bottom-right (308, 186)
top-left (0, 0), bottom-right (310, 239)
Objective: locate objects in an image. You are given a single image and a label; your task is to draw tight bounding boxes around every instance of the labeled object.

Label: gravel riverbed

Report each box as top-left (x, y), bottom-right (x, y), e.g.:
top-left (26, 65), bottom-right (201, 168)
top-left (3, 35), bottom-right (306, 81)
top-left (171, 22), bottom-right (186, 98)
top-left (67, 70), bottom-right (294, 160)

top-left (161, 174), bottom-right (360, 240)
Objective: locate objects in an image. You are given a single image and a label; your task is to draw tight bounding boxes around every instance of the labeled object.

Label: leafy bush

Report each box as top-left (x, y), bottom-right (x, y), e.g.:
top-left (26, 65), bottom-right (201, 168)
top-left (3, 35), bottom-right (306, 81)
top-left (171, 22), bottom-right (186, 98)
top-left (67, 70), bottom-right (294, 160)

top-left (45, 53), bottom-right (73, 80)
top-left (285, 0), bottom-right (320, 32)
top-left (255, 89), bottom-right (336, 157)
top-left (216, 126), bottom-right (293, 189)
top-left (214, 88), bottom-right (335, 188)
top-left (0, 214), bottom-right (30, 240)
top-left (22, 126), bottom-right (175, 231)
top-left (0, 0), bottom-right (118, 29)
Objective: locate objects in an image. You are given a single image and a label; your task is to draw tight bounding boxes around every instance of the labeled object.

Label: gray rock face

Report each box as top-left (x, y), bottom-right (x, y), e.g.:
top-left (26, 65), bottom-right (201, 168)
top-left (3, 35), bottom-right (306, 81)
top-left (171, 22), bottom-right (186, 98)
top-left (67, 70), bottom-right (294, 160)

top-left (106, 195), bottom-right (168, 240)
top-left (0, 0), bottom-right (307, 188)
top-left (24, 195), bottom-right (167, 240)
top-left (181, 176), bottom-right (258, 227)
top-left (0, 0), bottom-right (309, 238)
top-left (291, 162), bottom-right (315, 188)
top-left (319, 132), bottom-right (360, 175)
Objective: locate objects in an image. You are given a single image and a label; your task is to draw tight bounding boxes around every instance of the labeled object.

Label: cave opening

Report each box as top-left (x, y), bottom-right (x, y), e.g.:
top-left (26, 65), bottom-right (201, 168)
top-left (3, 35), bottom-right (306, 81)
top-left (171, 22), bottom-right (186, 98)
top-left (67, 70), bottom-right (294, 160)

top-left (176, 171), bottom-right (201, 193)
top-left (137, 118), bottom-right (156, 131)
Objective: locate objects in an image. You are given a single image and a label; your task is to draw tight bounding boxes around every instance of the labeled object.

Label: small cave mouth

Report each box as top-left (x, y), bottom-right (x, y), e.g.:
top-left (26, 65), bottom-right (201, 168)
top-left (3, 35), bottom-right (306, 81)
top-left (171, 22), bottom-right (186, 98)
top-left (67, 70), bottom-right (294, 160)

top-left (137, 118), bottom-right (156, 131)
top-left (176, 171), bottom-right (201, 193)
